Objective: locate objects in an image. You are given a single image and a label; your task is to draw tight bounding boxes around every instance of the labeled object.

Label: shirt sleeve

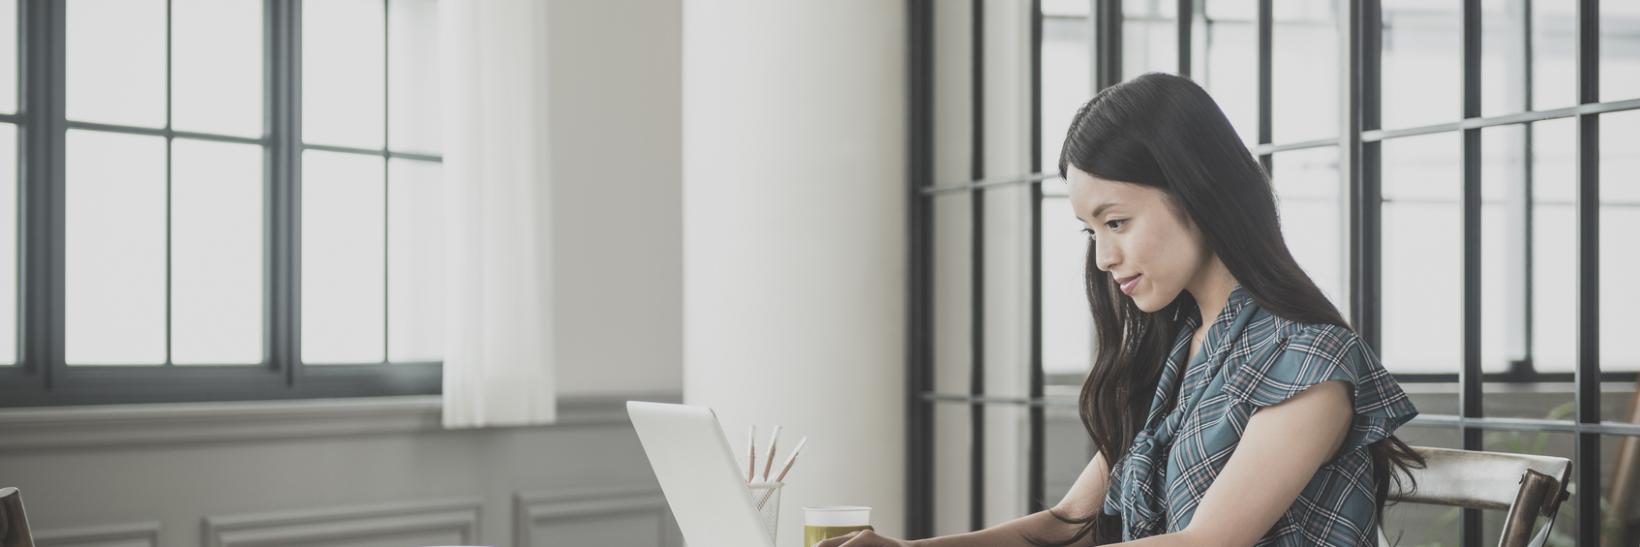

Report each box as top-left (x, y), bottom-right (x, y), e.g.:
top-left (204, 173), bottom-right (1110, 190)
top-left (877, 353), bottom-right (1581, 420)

top-left (1223, 323), bottom-right (1419, 453)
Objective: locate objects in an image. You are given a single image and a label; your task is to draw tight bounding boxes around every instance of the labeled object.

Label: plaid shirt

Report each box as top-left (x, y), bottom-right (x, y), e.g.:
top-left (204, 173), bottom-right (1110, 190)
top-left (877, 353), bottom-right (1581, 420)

top-left (1102, 284), bottom-right (1418, 545)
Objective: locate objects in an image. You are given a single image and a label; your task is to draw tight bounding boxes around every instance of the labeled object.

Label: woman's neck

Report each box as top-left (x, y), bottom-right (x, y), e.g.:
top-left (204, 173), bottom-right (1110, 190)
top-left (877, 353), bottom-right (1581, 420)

top-left (1187, 258), bottom-right (1240, 329)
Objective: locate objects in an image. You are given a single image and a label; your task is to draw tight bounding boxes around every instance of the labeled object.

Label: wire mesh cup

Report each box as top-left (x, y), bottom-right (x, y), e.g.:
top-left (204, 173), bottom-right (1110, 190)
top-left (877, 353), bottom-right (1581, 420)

top-left (748, 481), bottom-right (784, 542)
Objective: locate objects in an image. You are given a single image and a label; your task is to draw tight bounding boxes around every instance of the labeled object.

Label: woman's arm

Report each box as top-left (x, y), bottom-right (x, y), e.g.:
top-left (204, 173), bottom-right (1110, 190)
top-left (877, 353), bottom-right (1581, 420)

top-left (1109, 380), bottom-right (1354, 547)
top-left (824, 380), bottom-right (1351, 547)
top-left (818, 452), bottom-right (1111, 547)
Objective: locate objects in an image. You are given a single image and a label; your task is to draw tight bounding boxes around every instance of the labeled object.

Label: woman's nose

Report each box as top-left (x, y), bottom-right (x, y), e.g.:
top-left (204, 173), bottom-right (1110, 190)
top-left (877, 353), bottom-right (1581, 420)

top-left (1094, 238), bottom-right (1119, 272)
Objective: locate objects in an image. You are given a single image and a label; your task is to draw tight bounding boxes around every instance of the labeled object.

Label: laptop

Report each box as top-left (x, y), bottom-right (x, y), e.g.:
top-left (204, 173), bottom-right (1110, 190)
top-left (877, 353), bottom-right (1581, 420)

top-left (627, 401), bottom-right (776, 547)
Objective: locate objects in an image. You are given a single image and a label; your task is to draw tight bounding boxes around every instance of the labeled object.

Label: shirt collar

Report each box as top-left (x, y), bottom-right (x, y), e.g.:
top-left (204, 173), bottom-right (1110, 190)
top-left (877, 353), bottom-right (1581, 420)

top-left (1178, 283), bottom-right (1254, 356)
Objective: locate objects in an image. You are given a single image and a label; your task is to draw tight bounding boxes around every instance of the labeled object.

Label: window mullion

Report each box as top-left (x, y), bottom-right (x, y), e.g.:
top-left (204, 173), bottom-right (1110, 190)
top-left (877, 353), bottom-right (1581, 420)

top-left (269, 0), bottom-right (299, 383)
top-left (17, 0), bottom-right (63, 394)
top-left (37, 0), bottom-right (65, 388)
top-left (164, 0), bottom-right (173, 367)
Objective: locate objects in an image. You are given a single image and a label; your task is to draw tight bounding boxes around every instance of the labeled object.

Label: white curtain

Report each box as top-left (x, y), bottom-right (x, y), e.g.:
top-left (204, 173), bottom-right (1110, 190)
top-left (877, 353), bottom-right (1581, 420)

top-left (438, 0), bottom-right (556, 428)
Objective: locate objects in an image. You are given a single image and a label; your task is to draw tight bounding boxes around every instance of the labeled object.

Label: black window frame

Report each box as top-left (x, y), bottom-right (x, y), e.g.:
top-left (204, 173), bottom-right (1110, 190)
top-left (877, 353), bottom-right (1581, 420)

top-left (906, 0), bottom-right (1640, 544)
top-left (0, 0), bottom-right (442, 408)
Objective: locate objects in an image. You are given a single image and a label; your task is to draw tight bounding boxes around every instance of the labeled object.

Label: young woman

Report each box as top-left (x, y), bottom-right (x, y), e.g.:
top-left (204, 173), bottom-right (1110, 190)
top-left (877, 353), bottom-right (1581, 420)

top-left (818, 73), bottom-right (1423, 547)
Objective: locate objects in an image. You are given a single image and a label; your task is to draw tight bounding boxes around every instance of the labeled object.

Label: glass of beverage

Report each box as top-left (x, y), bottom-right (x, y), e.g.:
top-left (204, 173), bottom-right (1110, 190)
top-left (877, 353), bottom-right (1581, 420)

top-left (803, 506), bottom-right (872, 547)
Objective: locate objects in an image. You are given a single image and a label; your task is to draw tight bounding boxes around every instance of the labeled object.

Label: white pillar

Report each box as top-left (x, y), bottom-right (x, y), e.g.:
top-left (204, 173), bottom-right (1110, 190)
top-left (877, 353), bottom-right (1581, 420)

top-left (682, 1), bottom-right (907, 545)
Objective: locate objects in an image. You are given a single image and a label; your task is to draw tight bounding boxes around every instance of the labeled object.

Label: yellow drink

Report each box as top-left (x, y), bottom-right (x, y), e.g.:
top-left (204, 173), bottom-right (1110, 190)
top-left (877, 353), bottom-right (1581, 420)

top-left (805, 524), bottom-right (873, 546)
top-left (803, 506), bottom-right (872, 547)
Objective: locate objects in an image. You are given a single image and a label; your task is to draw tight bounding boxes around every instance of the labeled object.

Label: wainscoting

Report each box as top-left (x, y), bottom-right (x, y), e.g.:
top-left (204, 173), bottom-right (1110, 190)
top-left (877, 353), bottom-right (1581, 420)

top-left (1, 393), bottom-right (685, 547)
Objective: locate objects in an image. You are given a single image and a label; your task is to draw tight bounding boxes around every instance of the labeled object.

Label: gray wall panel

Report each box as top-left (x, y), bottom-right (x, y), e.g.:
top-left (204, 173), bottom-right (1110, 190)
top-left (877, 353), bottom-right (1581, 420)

top-left (0, 394), bottom-right (683, 547)
top-left (34, 521), bottom-right (160, 547)
top-left (515, 486), bottom-right (673, 547)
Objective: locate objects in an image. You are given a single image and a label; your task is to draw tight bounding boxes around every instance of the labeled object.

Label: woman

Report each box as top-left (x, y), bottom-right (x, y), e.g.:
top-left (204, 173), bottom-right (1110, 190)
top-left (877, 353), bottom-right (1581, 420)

top-left (819, 73), bottom-right (1423, 547)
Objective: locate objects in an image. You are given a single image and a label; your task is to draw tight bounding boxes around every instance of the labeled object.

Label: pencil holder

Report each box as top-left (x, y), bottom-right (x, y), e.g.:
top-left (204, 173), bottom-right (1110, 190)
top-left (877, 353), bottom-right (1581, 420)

top-left (748, 481), bottom-right (784, 542)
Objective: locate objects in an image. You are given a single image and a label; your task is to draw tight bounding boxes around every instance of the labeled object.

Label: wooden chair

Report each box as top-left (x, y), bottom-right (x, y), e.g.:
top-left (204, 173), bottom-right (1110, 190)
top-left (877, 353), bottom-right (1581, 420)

top-left (1378, 447), bottom-right (1571, 547)
top-left (0, 487), bottom-right (35, 547)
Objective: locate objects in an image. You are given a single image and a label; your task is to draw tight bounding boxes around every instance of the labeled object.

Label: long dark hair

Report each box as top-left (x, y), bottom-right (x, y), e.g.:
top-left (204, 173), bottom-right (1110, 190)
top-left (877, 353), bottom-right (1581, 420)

top-left (1027, 73), bottom-right (1423, 546)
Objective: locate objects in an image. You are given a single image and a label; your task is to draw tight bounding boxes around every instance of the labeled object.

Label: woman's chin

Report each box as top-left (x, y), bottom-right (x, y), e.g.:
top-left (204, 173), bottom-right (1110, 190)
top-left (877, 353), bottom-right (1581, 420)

top-left (1128, 288), bottom-right (1172, 314)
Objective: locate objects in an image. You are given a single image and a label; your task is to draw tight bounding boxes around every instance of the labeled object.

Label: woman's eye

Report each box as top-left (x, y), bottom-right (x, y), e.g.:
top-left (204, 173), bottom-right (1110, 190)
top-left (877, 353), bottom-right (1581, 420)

top-left (1080, 227), bottom-right (1096, 239)
top-left (1106, 219), bottom-right (1126, 231)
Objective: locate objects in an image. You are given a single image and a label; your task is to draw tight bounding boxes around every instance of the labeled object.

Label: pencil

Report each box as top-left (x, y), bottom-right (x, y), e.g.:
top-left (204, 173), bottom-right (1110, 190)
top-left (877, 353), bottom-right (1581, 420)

top-left (755, 436), bottom-right (807, 509)
top-left (761, 425), bottom-right (782, 481)
top-left (746, 425), bottom-right (757, 483)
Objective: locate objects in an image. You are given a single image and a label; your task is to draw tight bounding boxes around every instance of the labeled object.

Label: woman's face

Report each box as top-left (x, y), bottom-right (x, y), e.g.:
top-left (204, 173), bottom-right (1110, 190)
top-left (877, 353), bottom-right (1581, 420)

top-left (1066, 164), bottom-right (1212, 313)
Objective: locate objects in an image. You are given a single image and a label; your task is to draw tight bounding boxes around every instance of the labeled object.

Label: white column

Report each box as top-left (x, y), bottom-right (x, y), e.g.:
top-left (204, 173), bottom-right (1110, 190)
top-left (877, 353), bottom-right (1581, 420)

top-left (682, 0), bottom-right (907, 545)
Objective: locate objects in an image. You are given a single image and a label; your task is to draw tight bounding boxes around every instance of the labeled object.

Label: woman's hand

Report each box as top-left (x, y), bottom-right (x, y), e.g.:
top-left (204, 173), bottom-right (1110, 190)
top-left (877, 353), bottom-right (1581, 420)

top-left (813, 529), bottom-right (918, 547)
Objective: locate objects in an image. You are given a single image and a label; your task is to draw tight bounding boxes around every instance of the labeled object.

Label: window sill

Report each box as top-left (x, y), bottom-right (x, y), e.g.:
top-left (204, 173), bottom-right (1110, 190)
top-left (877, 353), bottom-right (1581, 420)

top-left (0, 391), bottom-right (682, 452)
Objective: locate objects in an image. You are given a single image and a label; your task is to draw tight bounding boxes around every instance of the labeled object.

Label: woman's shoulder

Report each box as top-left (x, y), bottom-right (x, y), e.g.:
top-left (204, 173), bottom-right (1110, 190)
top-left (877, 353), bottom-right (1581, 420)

top-left (1225, 311), bottom-right (1408, 413)
top-left (1240, 311), bottom-right (1365, 357)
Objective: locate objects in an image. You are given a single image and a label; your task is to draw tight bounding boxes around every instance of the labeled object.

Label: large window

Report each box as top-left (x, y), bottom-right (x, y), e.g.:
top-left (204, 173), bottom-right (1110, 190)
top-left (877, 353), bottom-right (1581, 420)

top-left (0, 0), bottom-right (444, 406)
top-left (907, 0), bottom-right (1640, 545)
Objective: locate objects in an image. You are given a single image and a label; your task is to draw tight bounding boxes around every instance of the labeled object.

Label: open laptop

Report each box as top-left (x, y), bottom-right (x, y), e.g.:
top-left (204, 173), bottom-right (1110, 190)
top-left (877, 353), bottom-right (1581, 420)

top-left (627, 401), bottom-right (775, 547)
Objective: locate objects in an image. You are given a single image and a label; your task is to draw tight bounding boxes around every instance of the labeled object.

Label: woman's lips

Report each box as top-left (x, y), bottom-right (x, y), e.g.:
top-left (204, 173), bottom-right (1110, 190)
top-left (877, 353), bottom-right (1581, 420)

top-left (1118, 274), bottom-right (1142, 295)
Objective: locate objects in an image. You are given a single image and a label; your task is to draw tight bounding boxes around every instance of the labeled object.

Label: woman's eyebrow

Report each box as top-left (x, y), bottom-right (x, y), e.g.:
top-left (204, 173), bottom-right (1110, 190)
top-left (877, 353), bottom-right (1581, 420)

top-left (1090, 202), bottom-right (1121, 219)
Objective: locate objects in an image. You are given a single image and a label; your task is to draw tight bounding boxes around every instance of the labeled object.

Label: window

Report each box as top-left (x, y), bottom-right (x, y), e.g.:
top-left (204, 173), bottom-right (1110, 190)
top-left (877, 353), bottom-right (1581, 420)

top-left (907, 1), bottom-right (1640, 545)
top-left (0, 0), bottom-right (444, 406)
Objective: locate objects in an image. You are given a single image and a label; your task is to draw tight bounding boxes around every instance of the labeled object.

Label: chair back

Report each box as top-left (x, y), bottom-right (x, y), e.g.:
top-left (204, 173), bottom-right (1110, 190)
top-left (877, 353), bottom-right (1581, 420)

top-left (1379, 447), bottom-right (1571, 547)
top-left (0, 487), bottom-right (36, 547)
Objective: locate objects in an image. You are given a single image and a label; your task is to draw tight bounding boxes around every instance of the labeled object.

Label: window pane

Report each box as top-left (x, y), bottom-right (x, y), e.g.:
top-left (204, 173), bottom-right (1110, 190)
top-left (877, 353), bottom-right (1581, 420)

top-left (171, 139), bottom-right (263, 365)
top-left (1600, 434), bottom-right (1640, 542)
top-left (173, 0), bottom-right (262, 138)
top-left (1272, 0), bottom-right (1340, 142)
top-left (0, 0), bottom-right (16, 115)
top-left (1381, 0), bottom-right (1460, 130)
top-left (932, 193), bottom-right (971, 396)
top-left (1528, 119), bottom-right (1577, 374)
top-left (1480, 0), bottom-right (1577, 116)
top-left (387, 158), bottom-right (441, 362)
top-left (932, 401), bottom-right (971, 536)
top-left (1602, 111), bottom-right (1640, 371)
top-left (1602, 1), bottom-right (1640, 102)
top-left (303, 0), bottom-right (385, 149)
top-left (1123, 0), bottom-right (1177, 79)
top-left (0, 124), bottom-right (15, 364)
top-left (1380, 132), bottom-right (1461, 385)
top-left (982, 404), bottom-right (1027, 526)
top-left (1042, 401), bottom-right (1093, 516)
top-left (1480, 124), bottom-right (1523, 375)
top-left (1042, 16), bottom-right (1090, 172)
top-left (388, 0), bottom-right (440, 155)
top-left (1042, 0), bottom-right (1088, 17)
top-left (302, 150), bottom-right (384, 364)
top-left (1200, 0), bottom-right (1258, 145)
top-left (1532, 0), bottom-right (1576, 112)
top-left (1272, 146), bottom-right (1348, 317)
top-left (1042, 197), bottom-right (1090, 377)
top-left (1480, 121), bottom-right (1576, 420)
top-left (65, 130), bottom-right (167, 365)
top-left (67, 0), bottom-right (167, 128)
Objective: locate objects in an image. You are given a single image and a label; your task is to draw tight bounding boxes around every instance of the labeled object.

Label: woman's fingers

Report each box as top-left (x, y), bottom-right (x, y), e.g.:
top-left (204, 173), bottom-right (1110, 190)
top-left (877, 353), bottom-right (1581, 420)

top-left (816, 529), bottom-right (898, 547)
top-left (844, 529), bottom-right (882, 545)
top-left (814, 531), bottom-right (862, 547)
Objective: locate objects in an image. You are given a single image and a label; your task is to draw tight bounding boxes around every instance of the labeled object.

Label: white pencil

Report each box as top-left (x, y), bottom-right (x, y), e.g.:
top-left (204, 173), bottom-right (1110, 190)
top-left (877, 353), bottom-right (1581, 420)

top-left (761, 425), bottom-right (782, 481)
top-left (755, 436), bottom-right (808, 509)
top-left (746, 425), bottom-right (757, 483)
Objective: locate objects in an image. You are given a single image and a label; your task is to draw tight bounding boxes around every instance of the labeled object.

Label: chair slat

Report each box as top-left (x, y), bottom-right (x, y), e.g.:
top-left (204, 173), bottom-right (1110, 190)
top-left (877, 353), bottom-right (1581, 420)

top-left (1389, 447), bottom-right (1571, 511)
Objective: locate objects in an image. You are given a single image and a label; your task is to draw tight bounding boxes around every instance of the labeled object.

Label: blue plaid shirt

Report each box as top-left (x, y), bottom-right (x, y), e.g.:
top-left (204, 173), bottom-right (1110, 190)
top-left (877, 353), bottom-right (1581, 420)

top-left (1102, 284), bottom-right (1418, 545)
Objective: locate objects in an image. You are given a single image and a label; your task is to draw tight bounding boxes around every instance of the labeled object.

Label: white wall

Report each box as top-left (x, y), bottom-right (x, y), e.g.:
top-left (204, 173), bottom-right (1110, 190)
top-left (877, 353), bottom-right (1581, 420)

top-left (1, 1), bottom-right (689, 546)
top-left (548, 0), bottom-right (685, 397)
top-left (681, 0), bottom-right (908, 544)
